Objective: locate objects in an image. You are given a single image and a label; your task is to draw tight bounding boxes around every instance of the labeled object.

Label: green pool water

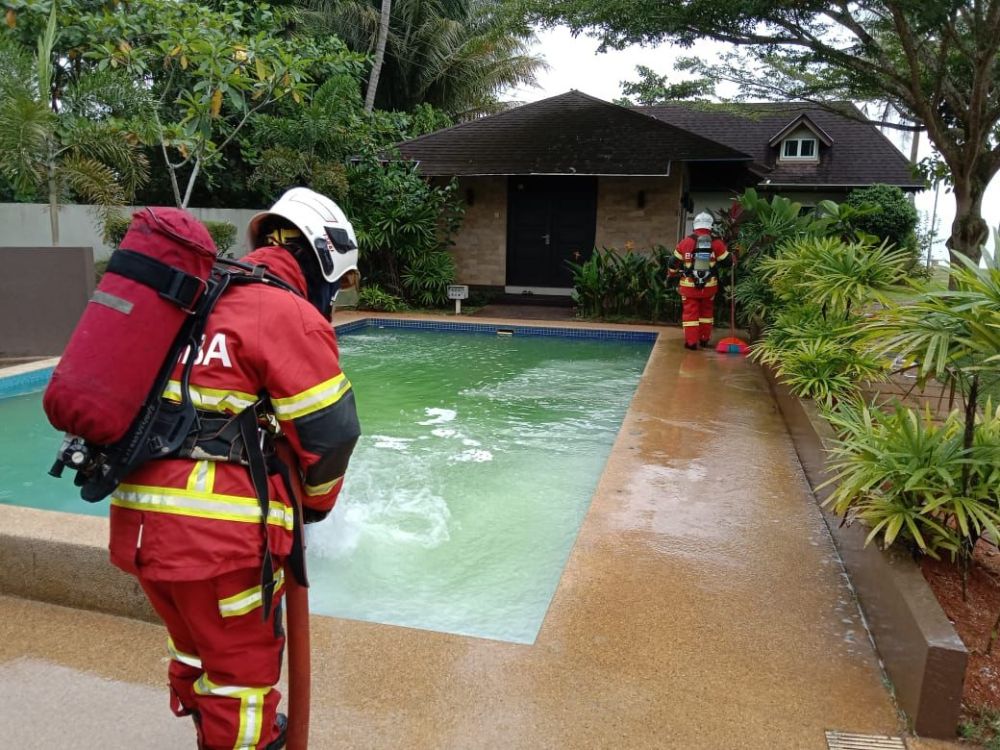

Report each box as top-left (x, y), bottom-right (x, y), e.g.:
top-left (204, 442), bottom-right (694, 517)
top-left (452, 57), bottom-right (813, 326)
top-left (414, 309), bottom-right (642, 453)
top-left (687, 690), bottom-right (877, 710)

top-left (0, 327), bottom-right (651, 643)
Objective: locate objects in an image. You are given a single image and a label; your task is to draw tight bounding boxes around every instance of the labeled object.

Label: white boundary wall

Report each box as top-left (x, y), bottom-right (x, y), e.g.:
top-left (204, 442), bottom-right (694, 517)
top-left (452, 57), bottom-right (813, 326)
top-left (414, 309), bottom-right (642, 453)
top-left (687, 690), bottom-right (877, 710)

top-left (0, 203), bottom-right (262, 261)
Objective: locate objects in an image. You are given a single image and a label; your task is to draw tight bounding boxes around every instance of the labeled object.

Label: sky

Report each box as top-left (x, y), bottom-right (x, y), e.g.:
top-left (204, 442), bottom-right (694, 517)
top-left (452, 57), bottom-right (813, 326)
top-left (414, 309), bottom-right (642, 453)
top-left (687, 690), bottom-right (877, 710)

top-left (509, 26), bottom-right (1000, 264)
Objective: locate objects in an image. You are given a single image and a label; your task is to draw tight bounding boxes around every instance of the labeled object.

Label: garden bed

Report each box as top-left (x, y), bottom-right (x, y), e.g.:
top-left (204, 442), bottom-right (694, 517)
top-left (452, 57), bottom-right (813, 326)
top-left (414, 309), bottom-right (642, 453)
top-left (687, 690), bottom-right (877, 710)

top-left (922, 542), bottom-right (1000, 714)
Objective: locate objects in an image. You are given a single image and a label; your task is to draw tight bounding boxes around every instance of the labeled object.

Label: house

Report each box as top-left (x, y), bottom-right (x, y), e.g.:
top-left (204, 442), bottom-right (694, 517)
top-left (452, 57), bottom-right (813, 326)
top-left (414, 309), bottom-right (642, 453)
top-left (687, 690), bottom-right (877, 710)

top-left (396, 91), bottom-right (923, 295)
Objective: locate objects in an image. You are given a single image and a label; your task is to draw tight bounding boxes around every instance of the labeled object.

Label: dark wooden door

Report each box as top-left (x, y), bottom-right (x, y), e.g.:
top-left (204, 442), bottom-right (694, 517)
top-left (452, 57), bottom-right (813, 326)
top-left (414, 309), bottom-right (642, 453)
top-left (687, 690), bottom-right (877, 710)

top-left (506, 176), bottom-right (597, 288)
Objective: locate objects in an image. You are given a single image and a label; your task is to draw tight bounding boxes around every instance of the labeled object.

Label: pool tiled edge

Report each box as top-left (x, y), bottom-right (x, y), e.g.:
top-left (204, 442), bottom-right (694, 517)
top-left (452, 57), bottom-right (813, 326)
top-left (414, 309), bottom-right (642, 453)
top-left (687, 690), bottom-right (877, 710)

top-left (0, 362), bottom-right (56, 398)
top-left (335, 316), bottom-right (658, 342)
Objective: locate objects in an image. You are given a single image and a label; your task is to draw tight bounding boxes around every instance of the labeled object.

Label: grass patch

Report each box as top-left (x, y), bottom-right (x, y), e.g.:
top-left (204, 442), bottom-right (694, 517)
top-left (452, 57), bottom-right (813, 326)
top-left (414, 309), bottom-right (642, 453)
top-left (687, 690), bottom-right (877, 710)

top-left (960, 707), bottom-right (1000, 749)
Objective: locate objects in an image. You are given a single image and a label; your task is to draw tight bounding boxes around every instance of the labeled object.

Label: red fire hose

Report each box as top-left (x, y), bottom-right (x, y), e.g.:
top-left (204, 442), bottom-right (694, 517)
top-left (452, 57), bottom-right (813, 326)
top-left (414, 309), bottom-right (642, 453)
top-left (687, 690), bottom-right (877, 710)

top-left (285, 566), bottom-right (310, 750)
top-left (276, 441), bottom-right (311, 750)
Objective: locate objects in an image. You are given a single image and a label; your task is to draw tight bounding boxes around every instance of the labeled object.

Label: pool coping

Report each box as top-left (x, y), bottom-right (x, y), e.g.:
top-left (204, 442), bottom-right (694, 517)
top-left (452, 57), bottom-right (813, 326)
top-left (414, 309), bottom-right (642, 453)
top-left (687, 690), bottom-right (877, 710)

top-left (0, 314), bottom-right (662, 625)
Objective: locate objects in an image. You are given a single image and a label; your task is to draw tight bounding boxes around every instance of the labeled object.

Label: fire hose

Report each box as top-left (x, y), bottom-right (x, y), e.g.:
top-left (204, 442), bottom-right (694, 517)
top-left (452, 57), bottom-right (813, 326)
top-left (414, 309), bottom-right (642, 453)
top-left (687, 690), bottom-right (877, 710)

top-left (276, 441), bottom-right (311, 750)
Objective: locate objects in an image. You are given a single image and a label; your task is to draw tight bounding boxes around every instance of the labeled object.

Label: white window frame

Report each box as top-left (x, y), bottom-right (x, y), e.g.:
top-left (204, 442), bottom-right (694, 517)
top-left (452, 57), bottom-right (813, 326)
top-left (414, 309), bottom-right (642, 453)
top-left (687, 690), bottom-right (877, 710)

top-left (781, 137), bottom-right (818, 161)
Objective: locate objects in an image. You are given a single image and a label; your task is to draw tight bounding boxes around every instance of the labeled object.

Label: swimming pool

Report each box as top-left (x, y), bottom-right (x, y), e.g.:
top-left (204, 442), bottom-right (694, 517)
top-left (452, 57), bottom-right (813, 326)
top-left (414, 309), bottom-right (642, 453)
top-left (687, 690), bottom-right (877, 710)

top-left (0, 321), bottom-right (653, 643)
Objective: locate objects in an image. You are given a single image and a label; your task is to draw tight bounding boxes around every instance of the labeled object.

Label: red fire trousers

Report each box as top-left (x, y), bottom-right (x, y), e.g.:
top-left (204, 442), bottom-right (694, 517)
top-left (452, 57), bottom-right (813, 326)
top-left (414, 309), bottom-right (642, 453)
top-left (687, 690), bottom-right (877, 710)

top-left (139, 566), bottom-right (286, 750)
top-left (680, 286), bottom-right (717, 346)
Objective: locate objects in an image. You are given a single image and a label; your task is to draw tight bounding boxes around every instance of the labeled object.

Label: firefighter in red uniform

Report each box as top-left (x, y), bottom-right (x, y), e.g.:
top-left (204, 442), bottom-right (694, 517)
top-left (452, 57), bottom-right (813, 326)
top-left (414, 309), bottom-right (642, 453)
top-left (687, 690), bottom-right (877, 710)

top-left (668, 211), bottom-right (732, 350)
top-left (109, 188), bottom-right (362, 750)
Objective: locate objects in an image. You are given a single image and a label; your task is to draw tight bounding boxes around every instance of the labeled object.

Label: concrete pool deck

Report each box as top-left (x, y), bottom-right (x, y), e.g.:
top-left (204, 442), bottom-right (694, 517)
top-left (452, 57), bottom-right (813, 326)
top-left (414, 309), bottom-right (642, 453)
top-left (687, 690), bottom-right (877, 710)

top-left (0, 315), bottom-right (958, 748)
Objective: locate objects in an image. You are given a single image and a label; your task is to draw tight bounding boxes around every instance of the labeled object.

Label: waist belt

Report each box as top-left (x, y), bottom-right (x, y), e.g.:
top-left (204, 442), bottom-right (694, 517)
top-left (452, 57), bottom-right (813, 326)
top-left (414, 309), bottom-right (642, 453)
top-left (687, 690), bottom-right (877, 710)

top-left (174, 409), bottom-right (276, 465)
top-left (171, 403), bottom-right (284, 619)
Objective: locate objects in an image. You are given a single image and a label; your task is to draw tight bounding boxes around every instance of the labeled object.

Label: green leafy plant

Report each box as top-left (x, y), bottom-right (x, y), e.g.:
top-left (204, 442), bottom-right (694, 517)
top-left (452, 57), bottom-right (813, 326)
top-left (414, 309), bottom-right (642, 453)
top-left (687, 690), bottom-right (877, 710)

top-left (758, 235), bottom-right (911, 317)
top-left (400, 250), bottom-right (456, 307)
top-left (568, 245), bottom-right (679, 322)
top-left (752, 307), bottom-right (885, 403)
top-left (845, 184), bottom-right (919, 255)
top-left (822, 401), bottom-right (1000, 567)
top-left (357, 283), bottom-right (405, 312)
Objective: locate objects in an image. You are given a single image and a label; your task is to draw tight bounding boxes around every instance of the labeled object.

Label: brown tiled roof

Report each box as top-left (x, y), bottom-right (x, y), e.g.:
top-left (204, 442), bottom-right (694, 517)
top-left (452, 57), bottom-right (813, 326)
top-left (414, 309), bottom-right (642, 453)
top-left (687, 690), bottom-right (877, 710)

top-left (638, 102), bottom-right (924, 190)
top-left (396, 91), bottom-right (751, 176)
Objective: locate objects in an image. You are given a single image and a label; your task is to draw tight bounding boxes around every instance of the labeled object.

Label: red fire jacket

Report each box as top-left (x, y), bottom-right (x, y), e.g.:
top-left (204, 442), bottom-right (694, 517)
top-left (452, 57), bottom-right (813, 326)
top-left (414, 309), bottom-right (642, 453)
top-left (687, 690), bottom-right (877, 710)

top-left (669, 229), bottom-right (731, 292)
top-left (109, 245), bottom-right (360, 581)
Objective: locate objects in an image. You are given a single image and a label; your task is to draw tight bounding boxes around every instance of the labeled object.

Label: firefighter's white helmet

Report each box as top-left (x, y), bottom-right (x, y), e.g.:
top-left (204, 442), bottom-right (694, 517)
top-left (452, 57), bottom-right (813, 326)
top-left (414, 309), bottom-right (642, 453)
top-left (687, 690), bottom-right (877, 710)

top-left (693, 212), bottom-right (714, 232)
top-left (247, 187), bottom-right (359, 283)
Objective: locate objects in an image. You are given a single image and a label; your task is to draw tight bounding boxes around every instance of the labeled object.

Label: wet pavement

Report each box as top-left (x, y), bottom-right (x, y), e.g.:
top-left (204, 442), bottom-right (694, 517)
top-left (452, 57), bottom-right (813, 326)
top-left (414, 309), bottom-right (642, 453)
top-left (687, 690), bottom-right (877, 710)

top-left (0, 320), bottom-right (953, 748)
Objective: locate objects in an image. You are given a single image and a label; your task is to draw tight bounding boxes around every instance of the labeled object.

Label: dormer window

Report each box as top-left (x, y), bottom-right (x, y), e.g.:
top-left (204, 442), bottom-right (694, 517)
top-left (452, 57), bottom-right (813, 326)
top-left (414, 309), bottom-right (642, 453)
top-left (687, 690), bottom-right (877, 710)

top-left (782, 138), bottom-right (817, 159)
top-left (770, 115), bottom-right (832, 163)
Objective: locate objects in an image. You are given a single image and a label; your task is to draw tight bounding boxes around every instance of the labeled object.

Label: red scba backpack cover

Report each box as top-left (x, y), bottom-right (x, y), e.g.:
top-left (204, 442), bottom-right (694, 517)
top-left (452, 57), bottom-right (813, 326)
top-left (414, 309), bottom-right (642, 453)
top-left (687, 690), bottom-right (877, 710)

top-left (43, 208), bottom-right (217, 446)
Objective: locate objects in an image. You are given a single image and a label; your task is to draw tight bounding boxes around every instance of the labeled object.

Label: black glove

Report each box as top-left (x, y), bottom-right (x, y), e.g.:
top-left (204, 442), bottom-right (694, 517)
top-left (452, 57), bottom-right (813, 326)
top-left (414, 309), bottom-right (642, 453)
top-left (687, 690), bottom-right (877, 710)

top-left (302, 507), bottom-right (330, 524)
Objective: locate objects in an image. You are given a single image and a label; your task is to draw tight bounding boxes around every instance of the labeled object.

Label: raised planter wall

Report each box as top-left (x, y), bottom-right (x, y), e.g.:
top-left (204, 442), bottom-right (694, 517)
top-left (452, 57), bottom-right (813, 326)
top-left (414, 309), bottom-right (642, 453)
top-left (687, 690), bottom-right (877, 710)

top-left (0, 246), bottom-right (94, 356)
top-left (764, 366), bottom-right (968, 738)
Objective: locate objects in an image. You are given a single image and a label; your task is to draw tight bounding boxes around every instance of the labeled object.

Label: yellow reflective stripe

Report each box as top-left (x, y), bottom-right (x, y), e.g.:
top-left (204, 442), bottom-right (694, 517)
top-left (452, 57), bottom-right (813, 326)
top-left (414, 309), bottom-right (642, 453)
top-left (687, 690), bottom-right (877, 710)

top-left (218, 569), bottom-right (285, 618)
top-left (186, 461), bottom-right (216, 493)
top-left (271, 374), bottom-right (351, 420)
top-left (111, 485), bottom-right (294, 530)
top-left (698, 318), bottom-right (715, 324)
top-left (167, 637), bottom-right (202, 669)
top-left (716, 250), bottom-right (730, 261)
top-left (682, 321), bottom-right (699, 327)
top-left (679, 279), bottom-right (718, 287)
top-left (673, 250), bottom-right (684, 260)
top-left (305, 475), bottom-right (343, 497)
top-left (192, 675), bottom-right (268, 748)
top-left (162, 380), bottom-right (257, 413)
top-left (234, 690), bottom-right (265, 750)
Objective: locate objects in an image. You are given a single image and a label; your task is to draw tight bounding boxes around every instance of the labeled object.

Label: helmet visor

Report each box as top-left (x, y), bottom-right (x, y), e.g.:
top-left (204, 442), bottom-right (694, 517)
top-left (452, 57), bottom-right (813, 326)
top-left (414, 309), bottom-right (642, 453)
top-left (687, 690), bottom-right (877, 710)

top-left (326, 226), bottom-right (357, 254)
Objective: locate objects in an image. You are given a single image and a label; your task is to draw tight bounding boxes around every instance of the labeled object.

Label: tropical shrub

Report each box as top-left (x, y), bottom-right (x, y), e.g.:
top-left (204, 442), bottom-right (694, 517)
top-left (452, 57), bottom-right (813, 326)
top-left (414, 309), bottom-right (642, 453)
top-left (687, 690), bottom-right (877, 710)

top-left (357, 283), bottom-right (405, 312)
top-left (343, 152), bottom-right (463, 307)
top-left (400, 250), bottom-right (456, 307)
top-left (823, 401), bottom-right (1000, 568)
top-left (568, 245), bottom-right (680, 322)
top-left (751, 307), bottom-right (884, 404)
top-left (749, 234), bottom-right (910, 403)
top-left (758, 236), bottom-right (911, 316)
top-left (845, 184), bottom-right (919, 256)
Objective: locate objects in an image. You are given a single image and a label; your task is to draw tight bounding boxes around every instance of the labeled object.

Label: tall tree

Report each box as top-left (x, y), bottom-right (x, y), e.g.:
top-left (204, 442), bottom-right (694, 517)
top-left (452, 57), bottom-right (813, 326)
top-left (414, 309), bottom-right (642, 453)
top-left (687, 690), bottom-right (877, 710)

top-left (78, 1), bottom-right (360, 208)
top-left (527, 0), bottom-right (1000, 267)
top-left (365, 0), bottom-right (392, 112)
top-left (307, 0), bottom-right (545, 117)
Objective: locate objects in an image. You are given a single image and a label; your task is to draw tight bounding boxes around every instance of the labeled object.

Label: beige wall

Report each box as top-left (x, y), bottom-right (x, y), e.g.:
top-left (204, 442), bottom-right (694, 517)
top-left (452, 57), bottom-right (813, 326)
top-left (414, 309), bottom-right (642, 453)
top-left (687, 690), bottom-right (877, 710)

top-left (594, 174), bottom-right (684, 251)
top-left (448, 177), bottom-right (508, 287)
top-left (0, 203), bottom-right (262, 261)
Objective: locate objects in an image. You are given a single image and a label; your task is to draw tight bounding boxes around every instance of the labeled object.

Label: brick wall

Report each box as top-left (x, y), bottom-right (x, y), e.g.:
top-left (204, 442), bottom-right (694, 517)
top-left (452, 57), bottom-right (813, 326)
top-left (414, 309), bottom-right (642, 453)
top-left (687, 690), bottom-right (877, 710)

top-left (594, 174), bottom-right (683, 251)
top-left (449, 177), bottom-right (507, 287)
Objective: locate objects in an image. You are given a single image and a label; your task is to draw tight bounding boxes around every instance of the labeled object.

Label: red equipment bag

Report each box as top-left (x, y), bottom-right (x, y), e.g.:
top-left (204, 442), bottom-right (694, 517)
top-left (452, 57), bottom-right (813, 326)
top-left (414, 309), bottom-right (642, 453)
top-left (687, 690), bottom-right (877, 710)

top-left (43, 208), bottom-right (217, 446)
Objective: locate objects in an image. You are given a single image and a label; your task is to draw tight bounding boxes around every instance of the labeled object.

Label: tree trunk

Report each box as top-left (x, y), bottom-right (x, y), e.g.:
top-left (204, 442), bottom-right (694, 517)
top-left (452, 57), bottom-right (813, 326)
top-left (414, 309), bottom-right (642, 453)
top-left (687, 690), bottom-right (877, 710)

top-left (181, 159), bottom-right (202, 210)
top-left (47, 162), bottom-right (59, 246)
top-left (947, 175), bottom-right (987, 269)
top-left (364, 0), bottom-right (392, 114)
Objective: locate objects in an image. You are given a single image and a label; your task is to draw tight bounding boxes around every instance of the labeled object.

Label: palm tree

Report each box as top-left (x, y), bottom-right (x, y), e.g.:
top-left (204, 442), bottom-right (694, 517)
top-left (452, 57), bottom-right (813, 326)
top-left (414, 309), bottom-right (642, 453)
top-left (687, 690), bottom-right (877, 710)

top-left (0, 5), bottom-right (149, 244)
top-left (305, 0), bottom-right (544, 118)
top-left (365, 0), bottom-right (392, 113)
